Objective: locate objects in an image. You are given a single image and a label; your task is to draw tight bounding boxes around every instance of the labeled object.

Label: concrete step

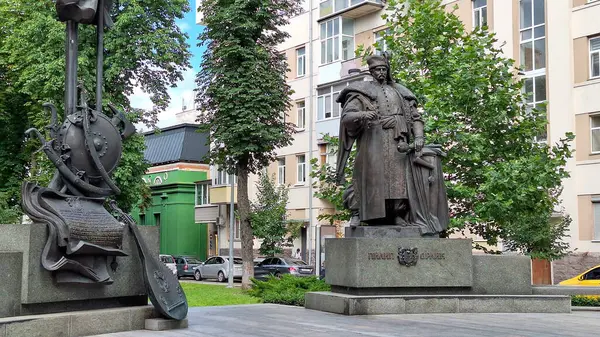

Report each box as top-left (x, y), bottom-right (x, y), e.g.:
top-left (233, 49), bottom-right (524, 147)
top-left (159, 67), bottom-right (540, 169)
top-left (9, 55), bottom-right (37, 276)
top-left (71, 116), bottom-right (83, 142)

top-left (305, 291), bottom-right (571, 315)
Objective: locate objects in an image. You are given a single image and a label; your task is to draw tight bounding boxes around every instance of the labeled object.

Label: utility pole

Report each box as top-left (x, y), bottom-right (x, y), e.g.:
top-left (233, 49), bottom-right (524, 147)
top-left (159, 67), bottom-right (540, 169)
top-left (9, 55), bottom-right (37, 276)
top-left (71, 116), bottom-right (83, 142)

top-left (227, 173), bottom-right (235, 288)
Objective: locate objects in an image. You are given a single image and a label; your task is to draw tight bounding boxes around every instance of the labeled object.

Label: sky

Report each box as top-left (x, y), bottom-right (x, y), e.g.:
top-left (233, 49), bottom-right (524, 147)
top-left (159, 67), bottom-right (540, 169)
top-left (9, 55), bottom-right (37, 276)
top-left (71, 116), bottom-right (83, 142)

top-left (129, 1), bottom-right (206, 132)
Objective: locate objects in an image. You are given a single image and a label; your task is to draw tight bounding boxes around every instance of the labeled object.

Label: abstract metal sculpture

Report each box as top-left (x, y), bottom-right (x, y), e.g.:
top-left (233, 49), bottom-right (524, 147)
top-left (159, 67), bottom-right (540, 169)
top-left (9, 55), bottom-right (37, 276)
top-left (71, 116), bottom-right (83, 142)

top-left (20, 0), bottom-right (187, 320)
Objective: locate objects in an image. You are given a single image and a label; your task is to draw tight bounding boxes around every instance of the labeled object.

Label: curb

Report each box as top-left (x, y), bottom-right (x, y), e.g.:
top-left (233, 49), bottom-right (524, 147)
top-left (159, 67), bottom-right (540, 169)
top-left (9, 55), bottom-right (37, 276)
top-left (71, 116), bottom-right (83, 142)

top-left (572, 306), bottom-right (600, 312)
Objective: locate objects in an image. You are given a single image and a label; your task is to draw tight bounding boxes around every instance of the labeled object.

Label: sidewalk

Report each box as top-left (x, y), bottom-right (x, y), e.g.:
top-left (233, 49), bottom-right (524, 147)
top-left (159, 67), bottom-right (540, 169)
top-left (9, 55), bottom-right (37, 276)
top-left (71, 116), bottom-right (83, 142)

top-left (94, 303), bottom-right (599, 337)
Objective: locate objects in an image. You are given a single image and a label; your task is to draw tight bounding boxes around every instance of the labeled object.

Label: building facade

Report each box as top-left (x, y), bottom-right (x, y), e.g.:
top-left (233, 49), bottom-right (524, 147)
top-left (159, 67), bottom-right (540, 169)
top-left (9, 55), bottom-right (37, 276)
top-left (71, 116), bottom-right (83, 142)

top-left (196, 0), bottom-right (600, 280)
top-left (273, 0), bottom-right (600, 275)
top-left (132, 124), bottom-right (212, 261)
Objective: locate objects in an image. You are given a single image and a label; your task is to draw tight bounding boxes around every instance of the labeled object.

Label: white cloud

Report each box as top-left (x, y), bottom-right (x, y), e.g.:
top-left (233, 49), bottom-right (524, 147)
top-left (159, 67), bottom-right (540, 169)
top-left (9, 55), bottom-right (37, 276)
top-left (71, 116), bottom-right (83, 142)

top-left (178, 22), bottom-right (191, 32)
top-left (130, 67), bottom-right (198, 133)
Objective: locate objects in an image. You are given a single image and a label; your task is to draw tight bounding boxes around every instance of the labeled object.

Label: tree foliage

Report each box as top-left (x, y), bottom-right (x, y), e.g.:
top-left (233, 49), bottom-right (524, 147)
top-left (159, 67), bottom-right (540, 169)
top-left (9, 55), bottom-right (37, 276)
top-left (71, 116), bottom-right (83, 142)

top-left (313, 0), bottom-right (574, 260)
top-left (250, 173), bottom-right (294, 256)
top-left (196, 0), bottom-right (302, 288)
top-left (0, 0), bottom-right (190, 215)
top-left (309, 134), bottom-right (354, 225)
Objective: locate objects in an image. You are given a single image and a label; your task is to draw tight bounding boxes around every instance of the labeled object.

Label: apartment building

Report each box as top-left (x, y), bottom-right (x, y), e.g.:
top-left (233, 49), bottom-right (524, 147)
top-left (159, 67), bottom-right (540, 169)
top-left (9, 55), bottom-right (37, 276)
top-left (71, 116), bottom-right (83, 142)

top-left (194, 0), bottom-right (600, 278)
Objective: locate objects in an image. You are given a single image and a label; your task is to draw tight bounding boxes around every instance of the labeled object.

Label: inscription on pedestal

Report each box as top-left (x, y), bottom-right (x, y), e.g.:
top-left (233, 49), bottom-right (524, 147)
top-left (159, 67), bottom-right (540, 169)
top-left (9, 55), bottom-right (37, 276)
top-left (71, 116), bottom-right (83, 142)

top-left (366, 249), bottom-right (446, 264)
top-left (326, 238), bottom-right (473, 288)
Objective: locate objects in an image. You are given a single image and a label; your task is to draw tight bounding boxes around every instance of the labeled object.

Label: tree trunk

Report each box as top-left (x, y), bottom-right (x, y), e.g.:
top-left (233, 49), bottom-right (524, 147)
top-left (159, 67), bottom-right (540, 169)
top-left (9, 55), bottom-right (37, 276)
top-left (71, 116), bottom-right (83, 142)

top-left (237, 162), bottom-right (254, 289)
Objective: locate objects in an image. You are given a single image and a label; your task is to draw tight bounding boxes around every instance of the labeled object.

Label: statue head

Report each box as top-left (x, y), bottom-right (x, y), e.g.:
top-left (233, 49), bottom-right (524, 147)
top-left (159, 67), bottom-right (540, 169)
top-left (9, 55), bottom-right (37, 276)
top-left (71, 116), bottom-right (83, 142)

top-left (367, 55), bottom-right (390, 84)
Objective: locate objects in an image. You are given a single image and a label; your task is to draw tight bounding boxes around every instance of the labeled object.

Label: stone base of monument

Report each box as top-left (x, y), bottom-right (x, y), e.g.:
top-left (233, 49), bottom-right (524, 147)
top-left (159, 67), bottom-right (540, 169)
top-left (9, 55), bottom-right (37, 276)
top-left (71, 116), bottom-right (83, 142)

top-left (0, 306), bottom-right (158, 337)
top-left (305, 236), bottom-right (571, 315)
top-left (305, 293), bottom-right (570, 315)
top-left (0, 223), bottom-right (165, 335)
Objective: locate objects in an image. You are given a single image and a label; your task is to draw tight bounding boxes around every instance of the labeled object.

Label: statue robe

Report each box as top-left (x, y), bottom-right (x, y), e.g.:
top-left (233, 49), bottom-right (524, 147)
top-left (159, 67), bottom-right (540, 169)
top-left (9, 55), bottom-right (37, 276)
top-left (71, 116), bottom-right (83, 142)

top-left (336, 81), bottom-right (419, 222)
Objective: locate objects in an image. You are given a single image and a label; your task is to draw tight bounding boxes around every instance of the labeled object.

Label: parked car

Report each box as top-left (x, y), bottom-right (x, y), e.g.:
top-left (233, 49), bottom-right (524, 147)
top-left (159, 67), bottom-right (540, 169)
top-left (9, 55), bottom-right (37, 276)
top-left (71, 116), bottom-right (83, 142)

top-left (159, 254), bottom-right (177, 275)
top-left (254, 257), bottom-right (314, 280)
top-left (195, 256), bottom-right (243, 282)
top-left (173, 255), bottom-right (202, 279)
top-left (559, 264), bottom-right (600, 298)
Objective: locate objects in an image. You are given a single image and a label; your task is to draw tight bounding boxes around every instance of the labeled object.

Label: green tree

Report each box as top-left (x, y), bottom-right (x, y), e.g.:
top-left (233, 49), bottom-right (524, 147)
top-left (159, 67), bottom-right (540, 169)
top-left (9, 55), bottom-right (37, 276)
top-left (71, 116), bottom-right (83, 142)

top-left (0, 0), bottom-right (190, 214)
top-left (309, 135), bottom-right (354, 226)
top-left (250, 173), bottom-right (292, 256)
top-left (313, 0), bottom-right (574, 260)
top-left (196, 0), bottom-right (302, 288)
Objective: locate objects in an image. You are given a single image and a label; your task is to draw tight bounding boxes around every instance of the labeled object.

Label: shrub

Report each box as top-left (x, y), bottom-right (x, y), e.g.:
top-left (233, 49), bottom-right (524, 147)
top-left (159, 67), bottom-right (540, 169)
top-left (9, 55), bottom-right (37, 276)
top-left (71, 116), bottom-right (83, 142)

top-left (248, 275), bottom-right (330, 306)
top-left (572, 295), bottom-right (600, 307)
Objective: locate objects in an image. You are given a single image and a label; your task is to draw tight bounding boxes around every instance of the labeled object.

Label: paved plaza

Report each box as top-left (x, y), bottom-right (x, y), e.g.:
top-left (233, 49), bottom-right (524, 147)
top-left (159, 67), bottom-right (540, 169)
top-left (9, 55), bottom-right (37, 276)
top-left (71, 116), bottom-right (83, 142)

top-left (95, 304), bottom-right (600, 337)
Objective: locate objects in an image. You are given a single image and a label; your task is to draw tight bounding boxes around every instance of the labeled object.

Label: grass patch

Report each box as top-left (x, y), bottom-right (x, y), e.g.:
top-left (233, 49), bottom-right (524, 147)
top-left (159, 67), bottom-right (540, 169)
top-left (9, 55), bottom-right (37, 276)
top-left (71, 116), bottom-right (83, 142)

top-left (181, 283), bottom-right (261, 307)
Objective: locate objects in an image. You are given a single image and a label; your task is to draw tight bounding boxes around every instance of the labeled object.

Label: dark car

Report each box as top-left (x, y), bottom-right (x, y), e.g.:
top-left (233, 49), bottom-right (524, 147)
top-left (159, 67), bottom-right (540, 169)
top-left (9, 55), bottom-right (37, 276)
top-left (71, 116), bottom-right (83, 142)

top-left (254, 257), bottom-right (314, 280)
top-left (173, 255), bottom-right (202, 279)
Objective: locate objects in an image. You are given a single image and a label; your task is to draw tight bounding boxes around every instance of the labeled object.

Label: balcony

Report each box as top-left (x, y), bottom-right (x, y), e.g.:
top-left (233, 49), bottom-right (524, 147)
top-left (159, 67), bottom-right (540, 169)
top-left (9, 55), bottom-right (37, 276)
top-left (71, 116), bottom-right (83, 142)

top-left (319, 0), bottom-right (384, 22)
top-left (340, 57), bottom-right (368, 78)
top-left (209, 185), bottom-right (237, 204)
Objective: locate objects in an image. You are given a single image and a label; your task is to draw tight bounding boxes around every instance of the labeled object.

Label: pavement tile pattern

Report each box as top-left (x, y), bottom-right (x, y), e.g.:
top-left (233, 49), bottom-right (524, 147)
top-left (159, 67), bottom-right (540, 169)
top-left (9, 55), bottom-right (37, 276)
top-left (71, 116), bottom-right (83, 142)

top-left (94, 304), bottom-right (600, 337)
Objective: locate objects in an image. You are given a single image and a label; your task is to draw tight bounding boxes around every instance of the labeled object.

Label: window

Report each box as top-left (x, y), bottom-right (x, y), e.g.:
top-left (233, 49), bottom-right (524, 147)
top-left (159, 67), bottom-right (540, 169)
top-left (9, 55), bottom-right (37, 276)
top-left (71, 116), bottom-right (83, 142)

top-left (297, 155), bottom-right (306, 184)
top-left (519, 0), bottom-right (545, 72)
top-left (472, 0), bottom-right (487, 28)
top-left (297, 47), bottom-right (306, 77)
top-left (374, 29), bottom-right (389, 56)
top-left (584, 267), bottom-right (600, 280)
top-left (212, 166), bottom-right (236, 186)
top-left (297, 101), bottom-right (306, 129)
top-left (320, 17), bottom-right (354, 64)
top-left (590, 37), bottom-right (600, 79)
top-left (154, 213), bottom-right (161, 227)
top-left (277, 158), bottom-right (286, 185)
top-left (591, 115), bottom-right (600, 153)
top-left (326, 144), bottom-right (338, 166)
top-left (523, 75), bottom-right (547, 143)
top-left (318, 81), bottom-right (355, 120)
top-left (139, 214), bottom-right (145, 226)
top-left (594, 201), bottom-right (600, 240)
top-left (235, 219), bottom-right (241, 240)
top-left (520, 0), bottom-right (546, 143)
top-left (195, 183), bottom-right (210, 205)
top-left (319, 143), bottom-right (338, 166)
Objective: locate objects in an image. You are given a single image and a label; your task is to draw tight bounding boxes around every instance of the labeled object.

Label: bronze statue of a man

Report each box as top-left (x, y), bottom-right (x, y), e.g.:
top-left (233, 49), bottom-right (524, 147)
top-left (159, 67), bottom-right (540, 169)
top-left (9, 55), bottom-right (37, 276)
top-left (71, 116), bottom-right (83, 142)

top-left (335, 55), bottom-right (449, 236)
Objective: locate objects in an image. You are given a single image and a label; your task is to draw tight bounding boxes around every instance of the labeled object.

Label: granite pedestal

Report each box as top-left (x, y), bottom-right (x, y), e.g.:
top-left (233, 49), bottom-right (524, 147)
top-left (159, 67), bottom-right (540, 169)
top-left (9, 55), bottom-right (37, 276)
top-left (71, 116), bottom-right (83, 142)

top-left (305, 231), bottom-right (571, 315)
top-left (0, 223), bottom-right (161, 334)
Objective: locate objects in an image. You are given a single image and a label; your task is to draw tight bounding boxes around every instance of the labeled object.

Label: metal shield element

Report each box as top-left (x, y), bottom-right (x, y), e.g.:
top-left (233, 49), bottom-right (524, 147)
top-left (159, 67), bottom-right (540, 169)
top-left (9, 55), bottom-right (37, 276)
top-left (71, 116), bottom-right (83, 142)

top-left (58, 111), bottom-right (122, 180)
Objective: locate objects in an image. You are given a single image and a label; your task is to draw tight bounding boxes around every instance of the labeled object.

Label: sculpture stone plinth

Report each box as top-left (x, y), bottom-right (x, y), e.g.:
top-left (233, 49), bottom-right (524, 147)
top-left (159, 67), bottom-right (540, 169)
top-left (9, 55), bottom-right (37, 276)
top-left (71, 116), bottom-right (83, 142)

top-left (0, 223), bottom-right (158, 318)
top-left (305, 237), bottom-right (572, 315)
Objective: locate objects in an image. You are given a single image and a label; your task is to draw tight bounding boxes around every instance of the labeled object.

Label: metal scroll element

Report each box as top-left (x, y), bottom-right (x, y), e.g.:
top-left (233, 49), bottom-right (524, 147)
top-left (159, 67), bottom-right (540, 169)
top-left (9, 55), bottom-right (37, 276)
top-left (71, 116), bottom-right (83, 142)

top-left (109, 201), bottom-right (189, 320)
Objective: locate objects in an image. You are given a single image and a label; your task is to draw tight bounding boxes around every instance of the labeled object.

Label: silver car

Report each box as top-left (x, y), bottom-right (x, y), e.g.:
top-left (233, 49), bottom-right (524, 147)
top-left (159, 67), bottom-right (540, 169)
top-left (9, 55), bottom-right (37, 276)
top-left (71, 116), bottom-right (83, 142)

top-left (159, 254), bottom-right (177, 275)
top-left (194, 256), bottom-right (242, 282)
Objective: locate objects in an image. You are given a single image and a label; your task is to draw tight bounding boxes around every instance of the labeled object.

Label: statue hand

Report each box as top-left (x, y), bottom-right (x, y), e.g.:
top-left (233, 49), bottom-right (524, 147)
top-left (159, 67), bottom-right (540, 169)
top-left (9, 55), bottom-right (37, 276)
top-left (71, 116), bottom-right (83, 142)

top-left (362, 111), bottom-right (377, 120)
top-left (414, 137), bottom-right (425, 155)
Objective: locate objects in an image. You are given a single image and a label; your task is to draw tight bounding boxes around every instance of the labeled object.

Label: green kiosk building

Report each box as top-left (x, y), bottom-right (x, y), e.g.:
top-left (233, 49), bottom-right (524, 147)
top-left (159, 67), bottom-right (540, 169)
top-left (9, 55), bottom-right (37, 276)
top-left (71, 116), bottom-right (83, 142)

top-left (132, 124), bottom-right (211, 261)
